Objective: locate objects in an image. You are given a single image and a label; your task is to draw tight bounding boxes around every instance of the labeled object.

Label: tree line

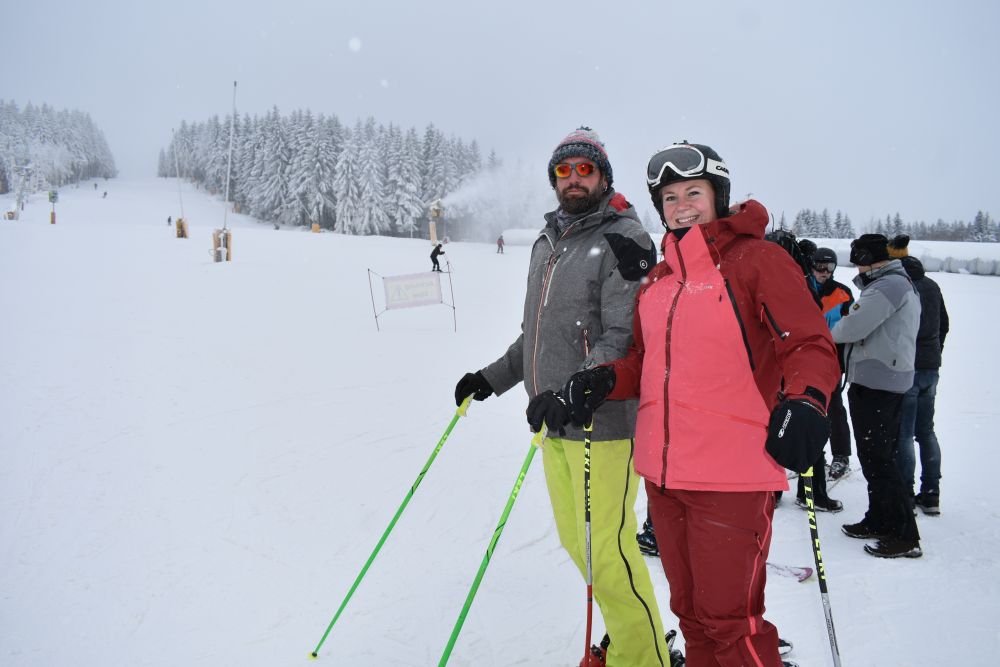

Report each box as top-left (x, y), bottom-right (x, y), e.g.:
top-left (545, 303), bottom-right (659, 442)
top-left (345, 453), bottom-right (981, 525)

top-left (0, 100), bottom-right (117, 194)
top-left (158, 109), bottom-right (499, 237)
top-left (782, 208), bottom-right (997, 243)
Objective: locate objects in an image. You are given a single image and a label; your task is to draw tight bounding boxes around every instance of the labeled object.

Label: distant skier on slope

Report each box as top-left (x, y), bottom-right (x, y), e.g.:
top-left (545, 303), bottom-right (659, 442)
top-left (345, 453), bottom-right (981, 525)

top-left (430, 243), bottom-right (445, 272)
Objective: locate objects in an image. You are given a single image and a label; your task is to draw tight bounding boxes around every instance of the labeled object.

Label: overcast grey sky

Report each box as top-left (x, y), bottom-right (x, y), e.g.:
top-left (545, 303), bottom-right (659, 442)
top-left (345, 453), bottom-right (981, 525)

top-left (7, 0), bottom-right (999, 225)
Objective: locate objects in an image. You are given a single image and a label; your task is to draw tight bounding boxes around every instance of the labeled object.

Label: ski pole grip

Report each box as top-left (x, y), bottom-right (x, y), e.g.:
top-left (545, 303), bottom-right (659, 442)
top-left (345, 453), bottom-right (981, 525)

top-left (457, 395), bottom-right (473, 418)
top-left (531, 424), bottom-right (549, 449)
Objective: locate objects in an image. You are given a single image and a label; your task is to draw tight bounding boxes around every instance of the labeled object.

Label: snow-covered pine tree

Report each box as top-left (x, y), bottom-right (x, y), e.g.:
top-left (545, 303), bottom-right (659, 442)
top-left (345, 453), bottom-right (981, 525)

top-left (383, 124), bottom-right (404, 234)
top-left (253, 108), bottom-right (292, 222)
top-left (421, 123), bottom-right (444, 203)
top-left (233, 114), bottom-right (259, 214)
top-left (355, 117), bottom-right (391, 236)
top-left (333, 121), bottom-right (362, 234)
top-left (817, 209), bottom-right (833, 238)
top-left (396, 127), bottom-right (425, 238)
top-left (891, 212), bottom-right (905, 238)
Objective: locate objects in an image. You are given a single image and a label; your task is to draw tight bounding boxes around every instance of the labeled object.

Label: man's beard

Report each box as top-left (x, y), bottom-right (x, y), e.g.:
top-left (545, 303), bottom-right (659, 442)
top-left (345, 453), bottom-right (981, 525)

top-left (557, 184), bottom-right (605, 215)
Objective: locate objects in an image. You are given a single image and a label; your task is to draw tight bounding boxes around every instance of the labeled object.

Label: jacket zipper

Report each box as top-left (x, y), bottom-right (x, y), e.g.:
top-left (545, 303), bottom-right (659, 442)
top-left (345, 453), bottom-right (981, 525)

top-left (724, 279), bottom-right (756, 371)
top-left (761, 302), bottom-right (789, 340)
top-left (661, 247), bottom-right (687, 488)
top-left (531, 225), bottom-right (580, 395)
top-left (531, 236), bottom-right (559, 395)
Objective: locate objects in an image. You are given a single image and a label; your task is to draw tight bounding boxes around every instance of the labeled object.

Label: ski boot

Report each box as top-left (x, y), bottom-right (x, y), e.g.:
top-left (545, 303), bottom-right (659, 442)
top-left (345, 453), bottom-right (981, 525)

top-left (637, 518), bottom-right (658, 556)
top-left (580, 634), bottom-right (610, 666)
top-left (665, 629), bottom-right (685, 666)
top-left (915, 491), bottom-right (940, 516)
top-left (828, 456), bottom-right (850, 481)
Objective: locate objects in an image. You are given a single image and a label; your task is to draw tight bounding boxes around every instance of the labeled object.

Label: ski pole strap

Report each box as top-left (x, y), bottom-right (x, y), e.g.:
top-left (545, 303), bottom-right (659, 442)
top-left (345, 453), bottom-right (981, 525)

top-left (309, 397), bottom-right (473, 658)
top-left (439, 440), bottom-right (538, 666)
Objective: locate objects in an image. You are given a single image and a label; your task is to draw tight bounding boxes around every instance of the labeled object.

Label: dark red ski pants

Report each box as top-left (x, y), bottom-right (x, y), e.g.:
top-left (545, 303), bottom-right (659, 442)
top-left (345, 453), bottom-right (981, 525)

top-left (646, 482), bottom-right (782, 667)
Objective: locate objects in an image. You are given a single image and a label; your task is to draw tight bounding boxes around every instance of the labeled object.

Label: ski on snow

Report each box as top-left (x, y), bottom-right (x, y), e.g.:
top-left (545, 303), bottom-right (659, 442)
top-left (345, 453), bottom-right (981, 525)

top-left (766, 562), bottom-right (814, 582)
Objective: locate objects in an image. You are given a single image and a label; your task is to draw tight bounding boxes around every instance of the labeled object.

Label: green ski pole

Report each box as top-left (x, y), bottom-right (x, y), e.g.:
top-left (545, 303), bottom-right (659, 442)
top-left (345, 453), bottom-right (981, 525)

top-left (310, 396), bottom-right (473, 659)
top-left (438, 426), bottom-right (547, 666)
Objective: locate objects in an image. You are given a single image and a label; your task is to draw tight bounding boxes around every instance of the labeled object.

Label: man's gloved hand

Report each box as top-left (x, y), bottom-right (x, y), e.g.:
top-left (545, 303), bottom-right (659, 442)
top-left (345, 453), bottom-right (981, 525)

top-left (765, 398), bottom-right (830, 474)
top-left (526, 391), bottom-right (570, 436)
top-left (454, 371), bottom-right (494, 407)
top-left (563, 366), bottom-right (617, 427)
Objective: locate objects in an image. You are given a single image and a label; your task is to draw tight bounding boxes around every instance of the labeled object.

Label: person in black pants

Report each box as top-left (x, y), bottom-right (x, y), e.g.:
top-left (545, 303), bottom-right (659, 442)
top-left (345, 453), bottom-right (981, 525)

top-left (832, 234), bottom-right (922, 558)
top-left (430, 243), bottom-right (445, 271)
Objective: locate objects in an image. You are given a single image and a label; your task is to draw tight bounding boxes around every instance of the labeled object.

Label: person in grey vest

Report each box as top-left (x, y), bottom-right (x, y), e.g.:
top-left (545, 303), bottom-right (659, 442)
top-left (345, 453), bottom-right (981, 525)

top-left (833, 234), bottom-right (922, 558)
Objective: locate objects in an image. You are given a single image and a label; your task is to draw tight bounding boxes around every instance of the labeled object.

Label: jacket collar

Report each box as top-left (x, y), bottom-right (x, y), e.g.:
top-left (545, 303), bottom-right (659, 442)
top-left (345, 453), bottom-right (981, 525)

top-left (542, 188), bottom-right (637, 244)
top-left (661, 199), bottom-right (769, 255)
top-left (852, 259), bottom-right (909, 289)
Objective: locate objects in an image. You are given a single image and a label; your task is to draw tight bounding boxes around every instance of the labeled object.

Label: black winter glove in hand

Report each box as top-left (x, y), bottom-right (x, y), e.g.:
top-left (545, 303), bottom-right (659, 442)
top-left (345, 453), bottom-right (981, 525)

top-left (454, 371), bottom-right (494, 407)
top-left (563, 366), bottom-right (617, 427)
top-left (525, 391), bottom-right (570, 436)
top-left (765, 399), bottom-right (830, 474)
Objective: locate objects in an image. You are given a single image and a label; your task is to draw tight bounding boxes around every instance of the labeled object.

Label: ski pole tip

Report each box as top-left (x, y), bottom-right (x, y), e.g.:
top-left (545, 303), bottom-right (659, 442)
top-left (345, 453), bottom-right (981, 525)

top-left (310, 651), bottom-right (319, 659)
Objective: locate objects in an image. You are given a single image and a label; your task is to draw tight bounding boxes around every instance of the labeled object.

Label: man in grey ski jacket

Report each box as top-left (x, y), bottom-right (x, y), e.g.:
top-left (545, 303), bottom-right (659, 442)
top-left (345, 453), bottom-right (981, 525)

top-left (454, 128), bottom-right (669, 666)
top-left (833, 233), bottom-right (923, 559)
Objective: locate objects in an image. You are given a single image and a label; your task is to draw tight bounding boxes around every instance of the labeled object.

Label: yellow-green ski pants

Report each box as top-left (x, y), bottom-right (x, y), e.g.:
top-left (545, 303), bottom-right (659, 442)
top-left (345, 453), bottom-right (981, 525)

top-left (542, 437), bottom-right (668, 667)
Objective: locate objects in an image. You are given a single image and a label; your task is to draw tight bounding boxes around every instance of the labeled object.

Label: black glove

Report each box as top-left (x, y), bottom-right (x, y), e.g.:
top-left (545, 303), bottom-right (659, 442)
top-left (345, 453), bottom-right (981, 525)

top-left (563, 366), bottom-right (616, 427)
top-left (525, 391), bottom-right (570, 436)
top-left (454, 371), bottom-right (494, 407)
top-left (765, 399), bottom-right (830, 474)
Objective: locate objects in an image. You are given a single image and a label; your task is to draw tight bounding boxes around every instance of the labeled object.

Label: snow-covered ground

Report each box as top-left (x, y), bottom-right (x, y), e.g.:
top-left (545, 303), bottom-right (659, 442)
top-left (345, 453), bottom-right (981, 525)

top-left (2, 178), bottom-right (998, 666)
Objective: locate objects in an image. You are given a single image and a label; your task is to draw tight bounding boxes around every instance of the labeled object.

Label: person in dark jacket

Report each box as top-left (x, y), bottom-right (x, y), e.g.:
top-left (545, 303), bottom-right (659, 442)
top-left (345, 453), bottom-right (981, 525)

top-left (810, 247), bottom-right (855, 483)
top-left (454, 128), bottom-right (669, 666)
top-left (897, 255), bottom-right (949, 515)
top-left (833, 234), bottom-right (923, 558)
top-left (563, 143), bottom-right (839, 667)
top-left (430, 243), bottom-right (445, 271)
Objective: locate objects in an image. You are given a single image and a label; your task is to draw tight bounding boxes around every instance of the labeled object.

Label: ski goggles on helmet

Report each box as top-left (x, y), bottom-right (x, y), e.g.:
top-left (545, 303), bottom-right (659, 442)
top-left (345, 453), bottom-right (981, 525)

top-left (646, 144), bottom-right (728, 189)
top-left (814, 262), bottom-right (836, 274)
top-left (553, 161), bottom-right (596, 179)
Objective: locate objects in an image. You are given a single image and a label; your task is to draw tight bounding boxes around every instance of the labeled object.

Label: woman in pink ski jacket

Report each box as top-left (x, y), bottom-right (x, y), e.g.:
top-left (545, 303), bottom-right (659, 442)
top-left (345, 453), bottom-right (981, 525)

top-left (561, 143), bottom-right (839, 667)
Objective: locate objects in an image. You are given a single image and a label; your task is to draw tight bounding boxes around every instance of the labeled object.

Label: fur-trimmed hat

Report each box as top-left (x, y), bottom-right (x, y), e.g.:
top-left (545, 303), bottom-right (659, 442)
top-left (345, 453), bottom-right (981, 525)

top-left (547, 127), bottom-right (612, 188)
top-left (849, 233), bottom-right (890, 266)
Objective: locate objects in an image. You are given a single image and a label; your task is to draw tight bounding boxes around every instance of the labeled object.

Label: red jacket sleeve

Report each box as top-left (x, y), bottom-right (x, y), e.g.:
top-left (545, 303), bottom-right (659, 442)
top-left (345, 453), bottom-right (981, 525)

top-left (750, 244), bottom-right (840, 410)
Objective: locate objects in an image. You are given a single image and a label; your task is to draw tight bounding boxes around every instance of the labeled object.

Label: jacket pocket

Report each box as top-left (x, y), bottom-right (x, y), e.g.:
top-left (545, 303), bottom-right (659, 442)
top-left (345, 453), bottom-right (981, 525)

top-left (761, 302), bottom-right (789, 341)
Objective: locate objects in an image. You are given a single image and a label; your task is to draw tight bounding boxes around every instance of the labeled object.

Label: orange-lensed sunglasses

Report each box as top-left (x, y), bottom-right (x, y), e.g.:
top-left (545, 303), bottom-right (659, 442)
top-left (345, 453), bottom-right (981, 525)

top-left (553, 161), bottom-right (596, 179)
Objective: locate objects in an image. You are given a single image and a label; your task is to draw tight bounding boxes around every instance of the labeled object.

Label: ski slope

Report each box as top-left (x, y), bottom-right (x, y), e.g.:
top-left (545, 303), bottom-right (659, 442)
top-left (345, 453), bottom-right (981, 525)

top-left (2, 178), bottom-right (998, 666)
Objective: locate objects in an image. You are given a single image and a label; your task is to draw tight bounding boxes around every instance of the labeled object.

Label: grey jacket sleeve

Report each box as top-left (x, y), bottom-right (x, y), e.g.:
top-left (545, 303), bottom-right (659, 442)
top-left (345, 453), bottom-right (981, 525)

top-left (831, 283), bottom-right (896, 344)
top-left (481, 331), bottom-right (524, 396)
top-left (582, 229), bottom-right (652, 368)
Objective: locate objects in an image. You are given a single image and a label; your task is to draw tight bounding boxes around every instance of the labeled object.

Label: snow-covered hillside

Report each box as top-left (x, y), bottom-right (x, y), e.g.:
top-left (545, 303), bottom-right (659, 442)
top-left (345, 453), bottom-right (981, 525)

top-left (2, 178), bottom-right (998, 666)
